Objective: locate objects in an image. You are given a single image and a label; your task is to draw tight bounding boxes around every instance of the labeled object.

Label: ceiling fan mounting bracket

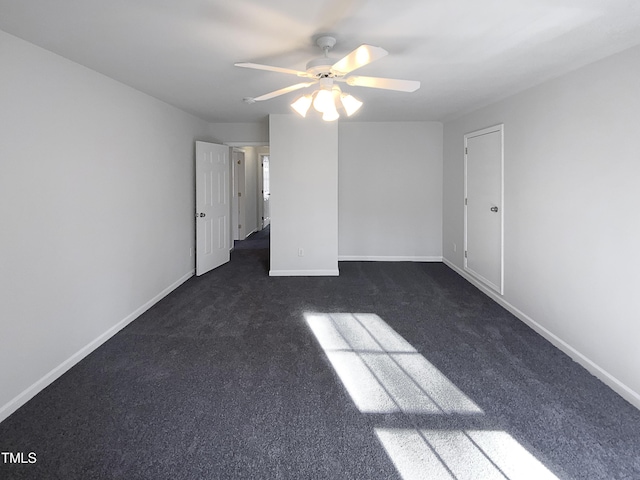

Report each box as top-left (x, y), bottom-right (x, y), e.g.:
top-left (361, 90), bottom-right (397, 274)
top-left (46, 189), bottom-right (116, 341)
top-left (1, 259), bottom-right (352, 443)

top-left (315, 35), bottom-right (337, 52)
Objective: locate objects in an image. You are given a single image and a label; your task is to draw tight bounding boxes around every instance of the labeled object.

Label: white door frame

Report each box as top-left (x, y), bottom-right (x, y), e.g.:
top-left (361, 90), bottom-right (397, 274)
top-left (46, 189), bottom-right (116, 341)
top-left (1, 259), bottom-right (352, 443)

top-left (232, 148), bottom-right (246, 241)
top-left (464, 124), bottom-right (504, 294)
top-left (231, 149), bottom-right (239, 242)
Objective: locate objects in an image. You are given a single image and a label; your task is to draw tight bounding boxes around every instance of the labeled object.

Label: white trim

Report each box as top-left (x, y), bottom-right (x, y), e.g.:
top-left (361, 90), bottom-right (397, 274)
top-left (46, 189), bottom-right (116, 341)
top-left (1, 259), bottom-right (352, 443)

top-left (0, 270), bottom-right (195, 423)
top-left (269, 269), bottom-right (340, 277)
top-left (443, 258), bottom-right (640, 410)
top-left (464, 265), bottom-right (502, 294)
top-left (338, 255), bottom-right (443, 262)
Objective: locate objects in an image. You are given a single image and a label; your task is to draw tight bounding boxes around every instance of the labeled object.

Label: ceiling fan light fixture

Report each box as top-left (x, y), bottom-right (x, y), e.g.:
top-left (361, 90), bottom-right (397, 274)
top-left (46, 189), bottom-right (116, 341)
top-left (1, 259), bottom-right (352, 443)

top-left (322, 103), bottom-right (340, 121)
top-left (313, 88), bottom-right (333, 113)
top-left (291, 94), bottom-right (312, 117)
top-left (340, 93), bottom-right (363, 117)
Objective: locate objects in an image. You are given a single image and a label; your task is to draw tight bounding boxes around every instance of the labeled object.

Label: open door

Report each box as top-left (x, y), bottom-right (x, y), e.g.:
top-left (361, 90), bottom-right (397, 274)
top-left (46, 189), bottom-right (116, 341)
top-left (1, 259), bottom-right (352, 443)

top-left (196, 141), bottom-right (230, 276)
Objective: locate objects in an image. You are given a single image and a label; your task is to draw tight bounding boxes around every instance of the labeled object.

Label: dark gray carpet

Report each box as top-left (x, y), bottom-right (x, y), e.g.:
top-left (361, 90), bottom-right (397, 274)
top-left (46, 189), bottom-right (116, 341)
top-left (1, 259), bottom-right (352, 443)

top-left (233, 225), bottom-right (270, 251)
top-left (1, 237), bottom-right (639, 479)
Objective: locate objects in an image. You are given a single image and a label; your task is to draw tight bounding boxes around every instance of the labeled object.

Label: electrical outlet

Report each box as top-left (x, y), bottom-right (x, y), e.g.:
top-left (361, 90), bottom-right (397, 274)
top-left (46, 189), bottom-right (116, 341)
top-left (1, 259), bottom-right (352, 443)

top-left (298, 248), bottom-right (304, 257)
top-left (453, 243), bottom-right (457, 253)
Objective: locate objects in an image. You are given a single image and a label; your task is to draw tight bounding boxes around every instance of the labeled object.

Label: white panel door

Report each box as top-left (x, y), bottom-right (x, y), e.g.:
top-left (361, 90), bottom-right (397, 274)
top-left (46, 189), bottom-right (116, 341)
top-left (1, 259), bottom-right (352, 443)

top-left (464, 125), bottom-right (504, 294)
top-left (196, 141), bottom-right (230, 276)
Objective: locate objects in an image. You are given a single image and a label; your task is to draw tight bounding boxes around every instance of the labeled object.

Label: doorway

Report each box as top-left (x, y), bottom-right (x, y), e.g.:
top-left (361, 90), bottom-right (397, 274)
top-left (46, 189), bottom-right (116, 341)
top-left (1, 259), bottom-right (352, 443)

top-left (464, 124), bottom-right (504, 294)
top-left (261, 154), bottom-right (270, 228)
top-left (231, 145), bottom-right (270, 243)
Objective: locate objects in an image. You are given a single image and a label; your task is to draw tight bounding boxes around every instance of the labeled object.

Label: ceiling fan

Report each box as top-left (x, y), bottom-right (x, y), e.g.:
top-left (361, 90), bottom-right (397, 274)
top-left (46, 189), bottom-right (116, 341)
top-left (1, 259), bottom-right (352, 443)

top-left (235, 36), bottom-right (420, 120)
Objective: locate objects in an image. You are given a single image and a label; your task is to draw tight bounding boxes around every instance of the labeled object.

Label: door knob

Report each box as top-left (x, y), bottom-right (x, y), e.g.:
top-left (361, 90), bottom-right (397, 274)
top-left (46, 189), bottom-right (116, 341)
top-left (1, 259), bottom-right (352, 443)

top-left (197, 213), bottom-right (206, 217)
top-left (490, 206), bottom-right (499, 212)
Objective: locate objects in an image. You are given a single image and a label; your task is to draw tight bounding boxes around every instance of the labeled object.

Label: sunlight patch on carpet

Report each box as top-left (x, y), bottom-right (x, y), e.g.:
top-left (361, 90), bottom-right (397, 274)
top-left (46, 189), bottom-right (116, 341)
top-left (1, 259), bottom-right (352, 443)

top-left (304, 312), bottom-right (482, 415)
top-left (305, 312), bottom-right (560, 480)
top-left (376, 429), bottom-right (560, 480)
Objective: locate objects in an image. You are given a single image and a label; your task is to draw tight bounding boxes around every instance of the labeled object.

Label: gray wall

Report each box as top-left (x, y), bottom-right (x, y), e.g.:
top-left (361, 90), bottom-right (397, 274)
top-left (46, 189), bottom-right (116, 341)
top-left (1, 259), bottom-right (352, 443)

top-left (268, 118), bottom-right (444, 273)
top-left (0, 31), bottom-right (213, 421)
top-left (339, 122), bottom-right (443, 261)
top-left (209, 122), bottom-right (269, 144)
top-left (443, 44), bottom-right (640, 408)
top-left (269, 114), bottom-right (339, 276)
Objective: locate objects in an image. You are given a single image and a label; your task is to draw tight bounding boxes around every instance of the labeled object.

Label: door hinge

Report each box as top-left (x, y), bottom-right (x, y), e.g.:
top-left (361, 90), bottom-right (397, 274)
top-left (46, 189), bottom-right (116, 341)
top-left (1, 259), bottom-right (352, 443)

top-left (465, 198), bottom-right (468, 206)
top-left (464, 251), bottom-right (468, 258)
top-left (238, 224), bottom-right (242, 229)
top-left (465, 147), bottom-right (468, 154)
top-left (238, 192), bottom-right (242, 197)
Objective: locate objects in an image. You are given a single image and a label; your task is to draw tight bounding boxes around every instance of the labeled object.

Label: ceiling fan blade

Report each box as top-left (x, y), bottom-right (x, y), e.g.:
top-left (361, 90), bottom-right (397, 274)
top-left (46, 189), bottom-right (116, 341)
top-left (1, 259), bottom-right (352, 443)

top-left (345, 76), bottom-right (421, 92)
top-left (251, 82), bottom-right (317, 102)
top-left (330, 45), bottom-right (388, 75)
top-left (235, 62), bottom-right (309, 77)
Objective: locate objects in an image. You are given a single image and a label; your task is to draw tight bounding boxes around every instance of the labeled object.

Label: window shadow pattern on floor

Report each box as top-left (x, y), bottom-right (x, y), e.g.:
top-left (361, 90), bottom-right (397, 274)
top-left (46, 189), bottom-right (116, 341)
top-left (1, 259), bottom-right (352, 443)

top-left (304, 312), bottom-right (559, 480)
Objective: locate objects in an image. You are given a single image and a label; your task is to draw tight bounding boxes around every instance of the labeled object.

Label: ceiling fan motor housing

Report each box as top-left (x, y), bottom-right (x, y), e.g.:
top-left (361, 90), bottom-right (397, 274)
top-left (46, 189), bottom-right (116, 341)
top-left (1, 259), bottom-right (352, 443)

top-left (306, 57), bottom-right (337, 77)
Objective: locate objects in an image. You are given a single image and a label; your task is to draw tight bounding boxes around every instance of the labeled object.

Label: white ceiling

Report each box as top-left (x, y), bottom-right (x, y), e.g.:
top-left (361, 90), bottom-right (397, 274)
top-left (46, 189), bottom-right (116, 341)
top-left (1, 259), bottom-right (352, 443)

top-left (2, 0), bottom-right (640, 123)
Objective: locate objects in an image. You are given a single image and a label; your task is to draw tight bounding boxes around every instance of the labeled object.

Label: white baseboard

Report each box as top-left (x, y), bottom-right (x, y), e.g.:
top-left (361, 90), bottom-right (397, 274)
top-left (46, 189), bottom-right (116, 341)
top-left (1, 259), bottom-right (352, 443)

top-left (0, 269), bottom-right (195, 424)
top-left (338, 255), bottom-right (443, 262)
top-left (269, 269), bottom-right (340, 277)
top-left (442, 258), bottom-right (640, 410)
